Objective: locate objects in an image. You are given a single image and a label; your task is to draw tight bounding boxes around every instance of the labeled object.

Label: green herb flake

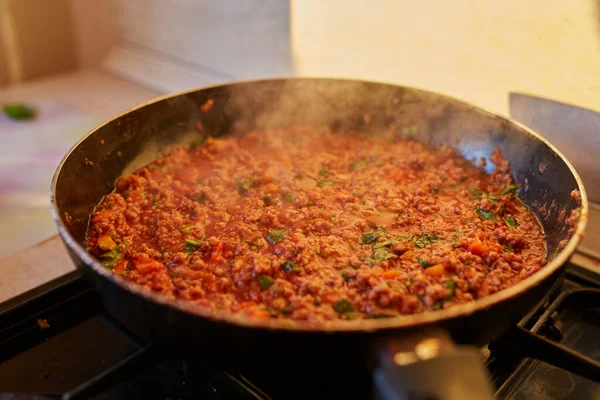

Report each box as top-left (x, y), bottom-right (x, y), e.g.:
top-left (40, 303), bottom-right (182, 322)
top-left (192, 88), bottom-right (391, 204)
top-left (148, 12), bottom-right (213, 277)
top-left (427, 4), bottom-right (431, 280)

top-left (432, 187), bottom-right (440, 194)
top-left (193, 191), bottom-right (207, 204)
top-left (106, 201), bottom-right (115, 208)
top-left (418, 258), bottom-right (433, 268)
top-left (100, 248), bottom-right (123, 268)
top-left (180, 226), bottom-right (195, 233)
top-left (306, 200), bottom-right (317, 207)
top-left (333, 299), bottom-right (354, 315)
top-left (319, 167), bottom-right (328, 176)
top-left (365, 313), bottom-right (394, 319)
top-left (241, 238), bottom-right (262, 248)
top-left (317, 180), bottom-right (333, 188)
top-left (3, 103), bottom-right (36, 120)
top-left (468, 186), bottom-right (483, 200)
top-left (360, 227), bottom-right (388, 245)
top-left (349, 160), bottom-right (367, 170)
top-left (501, 185), bottom-right (519, 195)
top-left (262, 195), bottom-right (272, 204)
top-left (404, 125), bottom-right (418, 139)
top-left (184, 239), bottom-right (199, 253)
top-left (446, 279), bottom-right (456, 300)
top-left (267, 229), bottom-right (287, 244)
top-left (414, 233), bottom-right (440, 249)
top-left (281, 260), bottom-right (302, 273)
top-left (313, 296), bottom-right (321, 306)
top-left (236, 178), bottom-right (252, 194)
top-left (170, 272), bottom-right (181, 279)
top-left (258, 275), bottom-right (274, 290)
top-left (504, 217), bottom-right (518, 229)
top-left (368, 248), bottom-right (395, 265)
top-left (432, 301), bottom-right (442, 310)
top-left (476, 208), bottom-right (496, 221)
top-left (341, 272), bottom-right (352, 282)
top-left (189, 137), bottom-right (207, 150)
top-left (201, 234), bottom-right (207, 241)
top-left (282, 192), bottom-right (293, 202)
top-left (487, 195), bottom-right (500, 203)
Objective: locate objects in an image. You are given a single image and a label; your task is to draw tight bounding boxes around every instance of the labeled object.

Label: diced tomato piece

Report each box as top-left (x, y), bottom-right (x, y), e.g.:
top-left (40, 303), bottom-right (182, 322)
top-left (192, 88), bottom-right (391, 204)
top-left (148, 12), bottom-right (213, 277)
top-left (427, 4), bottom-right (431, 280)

top-left (134, 257), bottom-right (164, 274)
top-left (210, 242), bottom-right (224, 263)
top-left (250, 309), bottom-right (272, 319)
top-left (469, 239), bottom-right (489, 256)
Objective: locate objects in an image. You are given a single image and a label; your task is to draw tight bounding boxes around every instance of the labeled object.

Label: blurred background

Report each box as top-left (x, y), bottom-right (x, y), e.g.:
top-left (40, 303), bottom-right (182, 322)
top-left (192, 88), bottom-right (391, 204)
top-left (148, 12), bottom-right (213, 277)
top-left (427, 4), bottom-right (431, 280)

top-left (1, 0), bottom-right (600, 256)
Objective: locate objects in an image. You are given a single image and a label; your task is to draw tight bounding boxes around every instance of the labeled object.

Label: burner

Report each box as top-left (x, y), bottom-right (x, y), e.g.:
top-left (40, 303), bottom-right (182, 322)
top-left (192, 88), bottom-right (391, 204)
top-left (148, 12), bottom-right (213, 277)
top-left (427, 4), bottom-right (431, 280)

top-left (1, 264), bottom-right (600, 399)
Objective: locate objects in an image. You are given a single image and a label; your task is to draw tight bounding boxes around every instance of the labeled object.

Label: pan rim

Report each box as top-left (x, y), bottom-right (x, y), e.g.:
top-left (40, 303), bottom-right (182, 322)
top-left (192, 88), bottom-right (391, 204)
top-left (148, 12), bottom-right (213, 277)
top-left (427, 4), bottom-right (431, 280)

top-left (50, 77), bottom-right (589, 333)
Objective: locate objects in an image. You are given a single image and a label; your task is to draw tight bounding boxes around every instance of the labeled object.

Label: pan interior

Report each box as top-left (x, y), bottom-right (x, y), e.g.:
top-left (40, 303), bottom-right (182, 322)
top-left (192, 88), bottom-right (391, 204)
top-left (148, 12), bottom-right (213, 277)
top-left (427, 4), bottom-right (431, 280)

top-left (52, 78), bottom-right (586, 330)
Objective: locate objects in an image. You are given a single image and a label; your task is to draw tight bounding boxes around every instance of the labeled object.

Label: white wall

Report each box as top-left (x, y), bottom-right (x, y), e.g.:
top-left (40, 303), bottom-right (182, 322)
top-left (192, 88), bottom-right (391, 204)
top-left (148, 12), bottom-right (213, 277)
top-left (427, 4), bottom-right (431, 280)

top-left (292, 0), bottom-right (600, 114)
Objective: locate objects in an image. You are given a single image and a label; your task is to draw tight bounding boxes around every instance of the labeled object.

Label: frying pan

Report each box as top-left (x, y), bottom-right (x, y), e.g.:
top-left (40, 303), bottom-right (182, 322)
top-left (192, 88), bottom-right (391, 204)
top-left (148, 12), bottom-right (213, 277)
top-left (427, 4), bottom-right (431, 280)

top-left (51, 78), bottom-right (587, 399)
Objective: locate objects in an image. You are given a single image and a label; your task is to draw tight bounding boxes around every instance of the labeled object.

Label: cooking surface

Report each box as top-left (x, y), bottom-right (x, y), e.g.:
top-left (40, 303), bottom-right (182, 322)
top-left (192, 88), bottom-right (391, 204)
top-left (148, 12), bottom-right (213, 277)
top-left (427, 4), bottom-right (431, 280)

top-left (1, 263), bottom-right (599, 399)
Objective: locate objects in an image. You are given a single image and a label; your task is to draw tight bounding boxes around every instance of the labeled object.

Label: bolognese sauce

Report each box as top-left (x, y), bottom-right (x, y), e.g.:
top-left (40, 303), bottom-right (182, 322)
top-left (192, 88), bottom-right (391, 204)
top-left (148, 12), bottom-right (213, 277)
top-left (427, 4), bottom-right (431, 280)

top-left (86, 127), bottom-right (547, 321)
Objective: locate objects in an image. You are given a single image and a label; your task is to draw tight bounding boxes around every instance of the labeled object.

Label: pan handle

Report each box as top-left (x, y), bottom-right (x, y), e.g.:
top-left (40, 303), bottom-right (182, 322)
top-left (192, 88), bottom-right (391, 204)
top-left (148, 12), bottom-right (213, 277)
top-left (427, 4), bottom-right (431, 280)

top-left (372, 329), bottom-right (494, 400)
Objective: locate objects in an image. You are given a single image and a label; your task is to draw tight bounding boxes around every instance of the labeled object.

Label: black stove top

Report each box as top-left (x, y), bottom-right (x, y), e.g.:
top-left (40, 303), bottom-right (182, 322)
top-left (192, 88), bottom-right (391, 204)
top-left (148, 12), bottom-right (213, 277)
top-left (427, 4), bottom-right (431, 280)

top-left (1, 263), bottom-right (600, 399)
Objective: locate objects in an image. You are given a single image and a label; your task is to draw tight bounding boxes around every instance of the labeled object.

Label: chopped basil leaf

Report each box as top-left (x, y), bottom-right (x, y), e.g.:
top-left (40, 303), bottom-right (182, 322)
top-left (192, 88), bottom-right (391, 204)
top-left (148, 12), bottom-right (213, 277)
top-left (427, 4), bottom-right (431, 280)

top-left (476, 208), bottom-right (496, 221)
top-left (487, 195), bottom-right (500, 203)
top-left (446, 279), bottom-right (456, 300)
top-left (122, 190), bottom-right (132, 199)
top-left (3, 103), bottom-right (36, 120)
top-left (313, 296), bottom-right (321, 306)
top-left (170, 272), bottom-right (181, 278)
top-left (432, 302), bottom-right (442, 310)
top-left (281, 260), bottom-right (301, 273)
top-left (306, 200), bottom-right (316, 206)
top-left (504, 217), bottom-right (518, 228)
top-left (319, 167), bottom-right (328, 176)
top-left (341, 272), bottom-right (352, 282)
top-left (504, 245), bottom-right (514, 253)
top-left (418, 258), bottom-right (433, 268)
top-left (317, 180), bottom-right (333, 188)
top-left (267, 229), bottom-right (287, 244)
top-left (365, 313), bottom-right (394, 319)
top-left (283, 192), bottom-right (293, 202)
top-left (372, 239), bottom-right (398, 249)
top-left (184, 239), bottom-right (198, 253)
top-left (431, 187), bottom-right (440, 194)
top-left (201, 234), bottom-right (207, 241)
top-left (258, 275), bottom-right (274, 290)
top-left (106, 201), bottom-right (115, 208)
top-left (180, 226), bottom-right (194, 232)
top-left (333, 299), bottom-right (354, 314)
top-left (360, 227), bottom-right (388, 245)
top-left (414, 233), bottom-right (440, 248)
top-left (501, 185), bottom-right (518, 195)
top-left (468, 186), bottom-right (483, 200)
top-left (349, 160), bottom-right (367, 170)
top-left (262, 195), bottom-right (272, 205)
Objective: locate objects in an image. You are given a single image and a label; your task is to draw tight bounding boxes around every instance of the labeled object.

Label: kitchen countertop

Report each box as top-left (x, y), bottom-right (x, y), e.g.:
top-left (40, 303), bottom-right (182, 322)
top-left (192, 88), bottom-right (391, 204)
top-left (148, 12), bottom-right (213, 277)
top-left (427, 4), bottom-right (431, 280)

top-left (0, 70), bottom-right (159, 302)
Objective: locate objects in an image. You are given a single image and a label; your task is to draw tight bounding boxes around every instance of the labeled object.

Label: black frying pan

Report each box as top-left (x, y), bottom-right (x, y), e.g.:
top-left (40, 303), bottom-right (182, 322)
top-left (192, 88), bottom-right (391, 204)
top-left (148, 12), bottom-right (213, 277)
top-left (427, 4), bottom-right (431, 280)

top-left (51, 78), bottom-right (587, 399)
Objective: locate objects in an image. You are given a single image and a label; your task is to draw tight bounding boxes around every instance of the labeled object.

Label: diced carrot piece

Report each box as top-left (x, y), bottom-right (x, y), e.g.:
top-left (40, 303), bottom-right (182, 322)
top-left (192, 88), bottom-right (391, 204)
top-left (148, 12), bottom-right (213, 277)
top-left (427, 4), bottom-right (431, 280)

top-left (261, 173), bottom-right (274, 183)
top-left (250, 309), bottom-right (272, 319)
top-left (134, 257), bottom-right (164, 274)
top-left (97, 235), bottom-right (117, 251)
top-left (382, 270), bottom-right (401, 279)
top-left (263, 183), bottom-right (279, 193)
top-left (113, 260), bottom-right (128, 275)
top-left (424, 264), bottom-right (445, 276)
top-left (401, 251), bottom-right (415, 260)
top-left (469, 239), bottom-right (489, 256)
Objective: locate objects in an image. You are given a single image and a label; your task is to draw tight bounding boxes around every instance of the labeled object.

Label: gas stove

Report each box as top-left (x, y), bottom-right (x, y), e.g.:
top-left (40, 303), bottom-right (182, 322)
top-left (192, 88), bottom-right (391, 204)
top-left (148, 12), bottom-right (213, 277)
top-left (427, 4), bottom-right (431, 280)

top-left (1, 261), bottom-right (599, 399)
